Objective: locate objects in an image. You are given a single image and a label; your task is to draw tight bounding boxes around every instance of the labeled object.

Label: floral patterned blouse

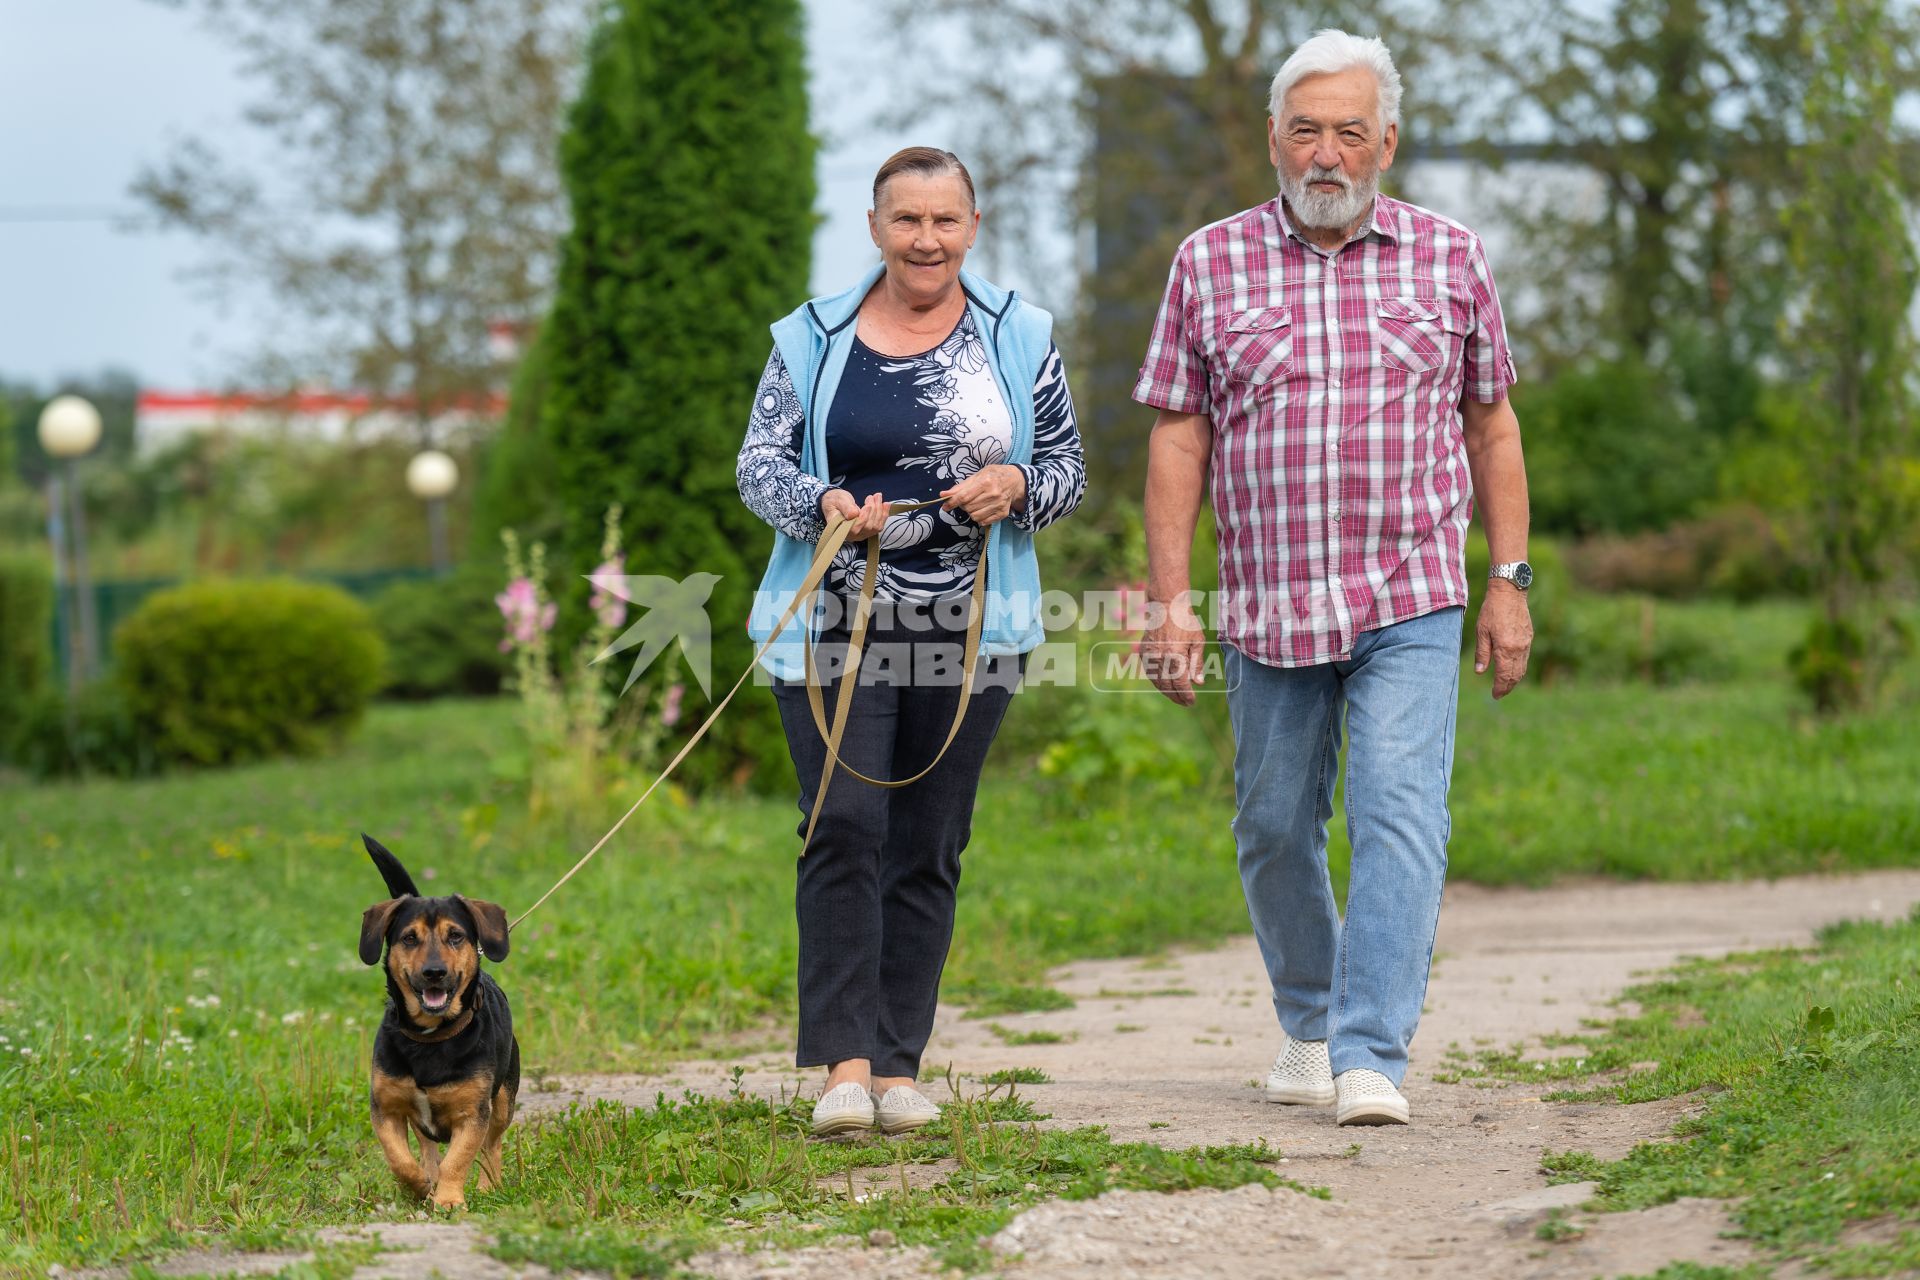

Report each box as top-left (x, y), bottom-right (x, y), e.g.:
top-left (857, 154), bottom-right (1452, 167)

top-left (737, 309), bottom-right (1086, 601)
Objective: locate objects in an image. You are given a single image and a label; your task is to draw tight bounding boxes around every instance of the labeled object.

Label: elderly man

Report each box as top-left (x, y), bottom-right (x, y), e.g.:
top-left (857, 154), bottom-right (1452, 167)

top-left (1135, 29), bottom-right (1533, 1126)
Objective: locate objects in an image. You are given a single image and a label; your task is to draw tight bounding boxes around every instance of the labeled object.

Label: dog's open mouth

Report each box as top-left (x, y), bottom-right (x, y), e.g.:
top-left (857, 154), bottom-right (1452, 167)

top-left (418, 986), bottom-right (452, 1013)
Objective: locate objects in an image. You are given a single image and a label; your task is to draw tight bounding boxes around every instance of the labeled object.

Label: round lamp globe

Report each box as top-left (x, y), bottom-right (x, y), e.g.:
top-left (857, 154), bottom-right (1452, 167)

top-left (38, 395), bottom-right (103, 459)
top-left (405, 449), bottom-right (459, 500)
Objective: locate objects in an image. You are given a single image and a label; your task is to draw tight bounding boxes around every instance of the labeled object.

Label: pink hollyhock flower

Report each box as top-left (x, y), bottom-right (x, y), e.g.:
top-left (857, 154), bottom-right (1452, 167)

top-left (496, 577), bottom-right (556, 650)
top-left (588, 558), bottom-right (627, 629)
top-left (661, 682), bottom-right (685, 728)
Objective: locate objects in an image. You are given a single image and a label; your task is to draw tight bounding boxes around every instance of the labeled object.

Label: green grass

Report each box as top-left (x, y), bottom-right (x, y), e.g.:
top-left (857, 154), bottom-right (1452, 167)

top-left (1447, 674), bottom-right (1920, 884)
top-left (1004, 599), bottom-right (1920, 891)
top-left (977, 1067), bottom-right (1052, 1085)
top-left (955, 984), bottom-right (1077, 1019)
top-left (1499, 907), bottom-right (1920, 1277)
top-left (0, 698), bottom-right (1257, 1275)
top-left (462, 1088), bottom-right (1311, 1276)
top-left (5, 595), bottom-right (1920, 1275)
top-left (1615, 1266), bottom-right (1776, 1280)
top-left (983, 1024), bottom-right (1072, 1047)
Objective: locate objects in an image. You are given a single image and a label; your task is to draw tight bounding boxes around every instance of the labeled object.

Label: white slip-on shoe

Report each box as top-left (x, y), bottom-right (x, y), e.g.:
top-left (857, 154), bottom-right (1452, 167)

top-left (1335, 1068), bottom-right (1411, 1126)
top-left (1265, 1035), bottom-right (1336, 1106)
top-left (873, 1085), bottom-right (942, 1135)
top-left (810, 1081), bottom-right (876, 1137)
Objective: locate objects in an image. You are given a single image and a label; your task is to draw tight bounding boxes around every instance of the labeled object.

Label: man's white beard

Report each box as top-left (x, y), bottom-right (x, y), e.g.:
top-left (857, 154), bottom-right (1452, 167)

top-left (1280, 162), bottom-right (1378, 231)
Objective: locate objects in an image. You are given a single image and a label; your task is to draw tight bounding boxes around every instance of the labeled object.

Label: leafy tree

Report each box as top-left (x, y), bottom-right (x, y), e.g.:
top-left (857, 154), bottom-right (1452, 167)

top-left (874, 1), bottom-right (1448, 497)
top-left (1454, 0), bottom-right (1822, 360)
top-left (1782, 0), bottom-right (1918, 712)
top-left (134, 0), bottom-right (591, 439)
top-left (883, 1), bottom-right (1920, 535)
top-left (1454, 0), bottom-right (1919, 537)
top-left (539, 0), bottom-right (816, 785)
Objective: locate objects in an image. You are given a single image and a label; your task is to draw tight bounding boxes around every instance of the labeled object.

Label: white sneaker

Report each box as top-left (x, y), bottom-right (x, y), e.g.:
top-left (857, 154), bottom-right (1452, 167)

top-left (810, 1081), bottom-right (876, 1137)
top-left (1265, 1035), bottom-right (1335, 1106)
top-left (1335, 1068), bottom-right (1410, 1126)
top-left (872, 1085), bottom-right (942, 1135)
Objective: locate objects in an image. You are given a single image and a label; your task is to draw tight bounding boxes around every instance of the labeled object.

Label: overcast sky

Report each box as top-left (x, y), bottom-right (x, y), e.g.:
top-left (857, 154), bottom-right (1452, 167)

top-left (0, 4), bottom-right (1536, 394)
top-left (0, 0), bottom-right (1034, 390)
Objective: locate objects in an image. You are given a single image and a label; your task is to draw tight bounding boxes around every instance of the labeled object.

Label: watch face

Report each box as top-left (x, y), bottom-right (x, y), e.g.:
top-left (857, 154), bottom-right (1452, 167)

top-left (1513, 562), bottom-right (1534, 590)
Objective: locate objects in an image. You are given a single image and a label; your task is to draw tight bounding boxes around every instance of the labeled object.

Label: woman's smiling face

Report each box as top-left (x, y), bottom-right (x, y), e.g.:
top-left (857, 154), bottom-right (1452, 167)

top-left (868, 171), bottom-right (979, 304)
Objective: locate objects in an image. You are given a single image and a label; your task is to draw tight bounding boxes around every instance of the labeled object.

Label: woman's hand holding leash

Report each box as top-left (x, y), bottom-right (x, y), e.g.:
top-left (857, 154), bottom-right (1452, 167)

top-left (821, 488), bottom-right (890, 538)
top-left (940, 463), bottom-right (1026, 527)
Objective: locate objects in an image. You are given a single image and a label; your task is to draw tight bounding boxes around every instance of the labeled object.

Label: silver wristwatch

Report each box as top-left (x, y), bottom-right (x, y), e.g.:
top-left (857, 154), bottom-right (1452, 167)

top-left (1489, 561), bottom-right (1534, 591)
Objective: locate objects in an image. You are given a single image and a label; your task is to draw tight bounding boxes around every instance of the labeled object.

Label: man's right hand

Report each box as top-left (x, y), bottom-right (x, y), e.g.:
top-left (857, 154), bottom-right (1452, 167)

top-left (821, 488), bottom-right (889, 540)
top-left (1141, 596), bottom-right (1208, 706)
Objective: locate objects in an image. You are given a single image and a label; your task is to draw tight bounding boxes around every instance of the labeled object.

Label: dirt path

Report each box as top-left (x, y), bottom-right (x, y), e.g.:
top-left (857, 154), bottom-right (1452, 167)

top-left (540, 870), bottom-right (1920, 1280)
top-left (111, 870), bottom-right (1920, 1280)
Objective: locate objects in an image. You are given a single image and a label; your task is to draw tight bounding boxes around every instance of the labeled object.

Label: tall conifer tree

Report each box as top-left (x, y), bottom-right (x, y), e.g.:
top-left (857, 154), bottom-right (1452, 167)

top-left (542, 0), bottom-right (816, 780)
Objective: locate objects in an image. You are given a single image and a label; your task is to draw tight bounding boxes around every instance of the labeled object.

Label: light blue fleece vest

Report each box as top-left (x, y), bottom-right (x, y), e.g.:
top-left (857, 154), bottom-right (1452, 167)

top-left (748, 265), bottom-right (1054, 680)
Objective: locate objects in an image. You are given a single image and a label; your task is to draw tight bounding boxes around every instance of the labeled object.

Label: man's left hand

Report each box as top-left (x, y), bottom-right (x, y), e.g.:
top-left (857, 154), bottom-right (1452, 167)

top-left (1475, 582), bottom-right (1533, 699)
top-left (941, 464), bottom-right (1027, 527)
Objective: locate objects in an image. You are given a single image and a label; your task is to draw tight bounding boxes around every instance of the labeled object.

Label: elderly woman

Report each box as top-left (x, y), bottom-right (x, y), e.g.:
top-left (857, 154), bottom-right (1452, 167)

top-left (737, 147), bottom-right (1086, 1137)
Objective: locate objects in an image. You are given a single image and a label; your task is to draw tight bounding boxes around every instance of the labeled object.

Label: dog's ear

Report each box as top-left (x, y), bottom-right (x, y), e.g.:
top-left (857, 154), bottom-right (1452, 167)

top-left (360, 899), bottom-right (403, 966)
top-left (455, 896), bottom-right (510, 962)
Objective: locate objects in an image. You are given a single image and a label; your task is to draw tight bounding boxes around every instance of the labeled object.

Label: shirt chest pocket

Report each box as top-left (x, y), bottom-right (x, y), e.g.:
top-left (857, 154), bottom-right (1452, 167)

top-left (1376, 298), bottom-right (1467, 375)
top-left (1219, 306), bottom-right (1294, 385)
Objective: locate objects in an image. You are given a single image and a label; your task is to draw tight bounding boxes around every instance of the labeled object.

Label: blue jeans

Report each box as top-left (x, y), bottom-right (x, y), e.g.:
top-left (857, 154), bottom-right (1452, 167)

top-left (1222, 606), bottom-right (1463, 1086)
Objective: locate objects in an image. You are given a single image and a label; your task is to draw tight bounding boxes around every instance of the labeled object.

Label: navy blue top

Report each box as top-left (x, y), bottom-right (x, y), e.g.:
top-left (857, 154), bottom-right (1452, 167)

top-left (739, 308), bottom-right (1086, 601)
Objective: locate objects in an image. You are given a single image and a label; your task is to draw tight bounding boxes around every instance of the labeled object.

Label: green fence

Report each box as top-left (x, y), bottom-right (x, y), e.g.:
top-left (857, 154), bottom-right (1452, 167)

top-left (48, 568), bottom-right (440, 688)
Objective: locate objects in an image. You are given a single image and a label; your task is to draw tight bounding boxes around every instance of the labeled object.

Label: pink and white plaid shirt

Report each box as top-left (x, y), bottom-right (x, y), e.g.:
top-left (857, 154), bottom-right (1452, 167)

top-left (1133, 194), bottom-right (1518, 668)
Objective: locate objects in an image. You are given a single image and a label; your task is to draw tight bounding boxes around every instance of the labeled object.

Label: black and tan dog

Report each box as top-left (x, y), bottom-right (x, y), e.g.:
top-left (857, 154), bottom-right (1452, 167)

top-left (357, 833), bottom-right (520, 1209)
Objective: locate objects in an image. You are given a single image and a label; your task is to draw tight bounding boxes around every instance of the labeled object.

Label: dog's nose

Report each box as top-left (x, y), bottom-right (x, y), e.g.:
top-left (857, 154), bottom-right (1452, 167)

top-left (422, 963), bottom-right (448, 982)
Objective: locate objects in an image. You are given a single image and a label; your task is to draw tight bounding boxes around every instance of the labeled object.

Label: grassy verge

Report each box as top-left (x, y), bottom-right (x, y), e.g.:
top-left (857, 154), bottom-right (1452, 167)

top-left (1446, 674), bottom-right (1920, 884)
top-left (480, 1086), bottom-right (1311, 1276)
top-left (6, 598), bottom-right (1920, 1274)
top-left (0, 698), bottom-right (1261, 1275)
top-left (1463, 906), bottom-right (1920, 1277)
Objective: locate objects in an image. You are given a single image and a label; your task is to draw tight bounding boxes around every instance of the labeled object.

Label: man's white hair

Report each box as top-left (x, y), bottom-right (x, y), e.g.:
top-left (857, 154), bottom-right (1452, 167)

top-left (1268, 29), bottom-right (1403, 131)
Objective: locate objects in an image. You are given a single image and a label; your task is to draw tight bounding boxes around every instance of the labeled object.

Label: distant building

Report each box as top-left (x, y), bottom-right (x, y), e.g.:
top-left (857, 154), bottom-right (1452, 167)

top-left (133, 389), bottom-right (508, 456)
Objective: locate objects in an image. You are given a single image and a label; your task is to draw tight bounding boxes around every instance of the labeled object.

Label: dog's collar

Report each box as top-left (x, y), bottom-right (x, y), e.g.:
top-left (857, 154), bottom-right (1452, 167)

top-left (393, 1005), bottom-right (476, 1044)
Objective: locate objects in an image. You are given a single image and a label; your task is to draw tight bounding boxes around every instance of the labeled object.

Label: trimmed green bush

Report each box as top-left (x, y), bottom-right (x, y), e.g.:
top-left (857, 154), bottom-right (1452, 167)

top-left (0, 549), bottom-right (54, 756)
top-left (371, 566), bottom-right (509, 700)
top-left (114, 578), bottom-right (386, 766)
top-left (539, 0), bottom-right (816, 789)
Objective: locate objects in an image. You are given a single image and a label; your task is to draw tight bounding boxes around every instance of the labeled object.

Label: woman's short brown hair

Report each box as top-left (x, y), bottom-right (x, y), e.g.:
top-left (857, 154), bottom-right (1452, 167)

top-left (871, 147), bottom-right (976, 213)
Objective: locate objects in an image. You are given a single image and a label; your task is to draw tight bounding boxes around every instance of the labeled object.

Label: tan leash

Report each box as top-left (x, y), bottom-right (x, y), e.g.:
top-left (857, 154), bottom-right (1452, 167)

top-left (508, 497), bottom-right (988, 932)
top-left (798, 515), bottom-right (988, 852)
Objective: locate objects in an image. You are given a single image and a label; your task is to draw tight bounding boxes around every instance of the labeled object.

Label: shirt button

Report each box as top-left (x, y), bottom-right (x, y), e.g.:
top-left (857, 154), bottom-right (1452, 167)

top-left (1329, 503), bottom-right (1342, 520)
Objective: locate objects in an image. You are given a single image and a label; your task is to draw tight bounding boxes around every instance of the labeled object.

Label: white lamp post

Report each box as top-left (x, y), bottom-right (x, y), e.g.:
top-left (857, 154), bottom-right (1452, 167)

top-left (405, 449), bottom-right (459, 574)
top-left (38, 395), bottom-right (103, 685)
